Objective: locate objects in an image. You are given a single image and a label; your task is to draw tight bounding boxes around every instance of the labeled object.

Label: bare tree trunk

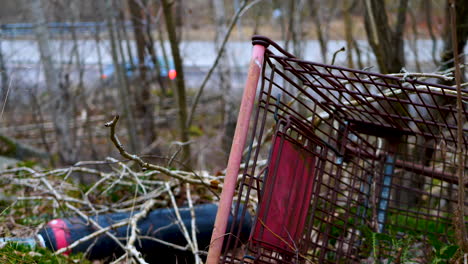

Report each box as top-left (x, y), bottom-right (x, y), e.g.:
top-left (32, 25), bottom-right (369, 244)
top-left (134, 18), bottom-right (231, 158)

top-left (95, 24), bottom-right (104, 84)
top-left (106, 0), bottom-right (139, 153)
top-left (343, 0), bottom-right (354, 68)
top-left (353, 40), bottom-right (364, 69)
top-left (363, 0), bottom-right (408, 73)
top-left (144, 5), bottom-right (167, 97)
top-left (32, 0), bottom-right (75, 164)
top-left (408, 6), bottom-right (422, 72)
top-left (289, 0), bottom-right (305, 58)
top-left (440, 0), bottom-right (468, 76)
top-left (212, 0), bottom-right (234, 162)
top-left (162, 0), bottom-right (191, 167)
top-left (68, 0), bottom-right (86, 160)
top-left (423, 0), bottom-right (439, 66)
top-left (69, 0), bottom-right (84, 90)
top-left (119, 10), bottom-right (135, 71)
top-left (284, 0), bottom-right (295, 52)
top-left (174, 0), bottom-right (183, 43)
top-left (309, 0), bottom-right (328, 63)
top-left (157, 18), bottom-right (173, 105)
top-left (128, 0), bottom-right (157, 146)
top-left (0, 38), bottom-right (8, 102)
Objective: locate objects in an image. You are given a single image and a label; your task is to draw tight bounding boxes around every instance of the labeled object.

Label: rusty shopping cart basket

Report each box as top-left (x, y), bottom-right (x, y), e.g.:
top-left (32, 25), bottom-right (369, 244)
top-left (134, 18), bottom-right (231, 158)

top-left (206, 36), bottom-right (468, 263)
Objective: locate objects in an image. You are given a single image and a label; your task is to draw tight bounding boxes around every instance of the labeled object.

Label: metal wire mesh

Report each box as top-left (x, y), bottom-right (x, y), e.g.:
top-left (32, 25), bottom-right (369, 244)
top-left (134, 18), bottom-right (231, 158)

top-left (220, 36), bottom-right (468, 263)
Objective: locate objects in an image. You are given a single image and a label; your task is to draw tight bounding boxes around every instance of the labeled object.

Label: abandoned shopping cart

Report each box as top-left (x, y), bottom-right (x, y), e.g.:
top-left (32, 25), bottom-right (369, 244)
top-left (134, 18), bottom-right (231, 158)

top-left (207, 35), bottom-right (468, 263)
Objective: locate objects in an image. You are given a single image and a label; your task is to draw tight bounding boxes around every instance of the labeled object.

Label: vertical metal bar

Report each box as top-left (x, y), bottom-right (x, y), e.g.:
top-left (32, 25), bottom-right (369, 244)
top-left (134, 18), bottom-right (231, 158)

top-left (206, 44), bottom-right (266, 264)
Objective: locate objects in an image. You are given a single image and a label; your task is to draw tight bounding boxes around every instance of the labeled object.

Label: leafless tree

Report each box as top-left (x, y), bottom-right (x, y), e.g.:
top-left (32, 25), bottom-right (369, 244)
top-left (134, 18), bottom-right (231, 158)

top-left (105, 0), bottom-right (140, 153)
top-left (162, 0), bottom-right (191, 167)
top-left (128, 0), bottom-right (157, 147)
top-left (342, 0), bottom-right (354, 68)
top-left (363, 0), bottom-right (408, 73)
top-left (31, 0), bottom-right (76, 164)
top-left (0, 38), bottom-right (8, 102)
top-left (212, 0), bottom-right (234, 161)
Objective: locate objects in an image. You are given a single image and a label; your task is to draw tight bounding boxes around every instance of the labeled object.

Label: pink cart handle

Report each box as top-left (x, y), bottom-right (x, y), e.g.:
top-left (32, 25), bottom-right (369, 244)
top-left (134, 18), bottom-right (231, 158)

top-left (206, 43), bottom-right (267, 264)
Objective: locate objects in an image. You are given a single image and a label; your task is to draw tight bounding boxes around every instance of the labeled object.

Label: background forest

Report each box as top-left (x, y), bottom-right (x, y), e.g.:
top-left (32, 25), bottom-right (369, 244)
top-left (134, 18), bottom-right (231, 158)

top-left (0, 0), bottom-right (466, 263)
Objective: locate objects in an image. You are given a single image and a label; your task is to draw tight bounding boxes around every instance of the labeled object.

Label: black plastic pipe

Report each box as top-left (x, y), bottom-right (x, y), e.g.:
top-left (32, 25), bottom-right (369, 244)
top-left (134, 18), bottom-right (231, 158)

top-left (38, 203), bottom-right (252, 263)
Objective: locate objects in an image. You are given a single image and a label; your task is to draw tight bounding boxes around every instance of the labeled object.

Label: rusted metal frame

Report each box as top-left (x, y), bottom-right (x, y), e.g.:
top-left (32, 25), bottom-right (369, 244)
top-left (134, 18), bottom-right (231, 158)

top-left (271, 64), bottom-right (364, 139)
top-left (327, 87), bottom-right (459, 113)
top-left (259, 87), bottom-right (315, 129)
top-left (270, 54), bottom-right (462, 93)
top-left (315, 157), bottom-right (373, 199)
top-left (252, 35), bottom-right (296, 59)
top-left (433, 153), bottom-right (453, 235)
top-left (346, 74), bottom-right (424, 134)
top-left (287, 62), bottom-right (383, 130)
top-left (405, 83), bottom-right (449, 139)
top-left (299, 144), bottom-right (326, 250)
top-left (254, 250), bottom-right (289, 264)
top-left (222, 35), bottom-right (468, 263)
top-left (349, 119), bottom-right (448, 142)
top-left (351, 73), bottom-right (407, 131)
top-left (261, 68), bottom-right (320, 122)
top-left (262, 71), bottom-right (368, 152)
top-left (256, 101), bottom-right (351, 156)
top-left (417, 81), bottom-right (459, 147)
top-left (385, 206), bottom-right (453, 234)
top-left (251, 63), bottom-right (277, 206)
top-left (297, 68), bottom-right (464, 100)
top-left (378, 77), bottom-right (441, 142)
top-left (304, 64), bottom-right (398, 129)
top-left (396, 159), bottom-right (461, 186)
top-left (284, 116), bottom-right (336, 155)
top-left (303, 146), bottom-right (329, 259)
top-left (336, 74), bottom-right (399, 129)
top-left (207, 42), bottom-right (266, 264)
top-left (336, 124), bottom-right (365, 258)
top-left (342, 105), bottom-right (459, 133)
top-left (328, 67), bottom-right (405, 131)
top-left (389, 179), bottom-right (468, 207)
top-left (447, 105), bottom-right (468, 145)
top-left (420, 152), bottom-right (441, 232)
top-left (266, 63), bottom-right (380, 152)
top-left (355, 160), bottom-right (376, 247)
top-left (268, 58), bottom-right (339, 107)
top-left (261, 74), bottom-right (361, 153)
top-left (310, 180), bottom-right (367, 222)
top-left (346, 144), bottom-right (463, 186)
top-left (318, 146), bottom-right (346, 261)
top-left (298, 77), bottom-right (463, 103)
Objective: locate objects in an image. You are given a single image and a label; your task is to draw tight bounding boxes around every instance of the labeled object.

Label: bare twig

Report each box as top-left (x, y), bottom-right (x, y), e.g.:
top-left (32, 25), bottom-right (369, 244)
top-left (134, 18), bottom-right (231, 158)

top-left (331, 46), bottom-right (345, 65)
top-left (389, 72), bottom-right (454, 82)
top-left (165, 182), bottom-right (200, 262)
top-left (125, 198), bottom-right (157, 264)
top-left (186, 183), bottom-right (202, 264)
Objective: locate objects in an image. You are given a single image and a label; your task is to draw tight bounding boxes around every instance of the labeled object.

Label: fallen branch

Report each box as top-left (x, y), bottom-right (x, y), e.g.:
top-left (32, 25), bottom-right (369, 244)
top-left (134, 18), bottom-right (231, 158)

top-left (105, 115), bottom-right (220, 187)
top-left (165, 182), bottom-right (201, 263)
